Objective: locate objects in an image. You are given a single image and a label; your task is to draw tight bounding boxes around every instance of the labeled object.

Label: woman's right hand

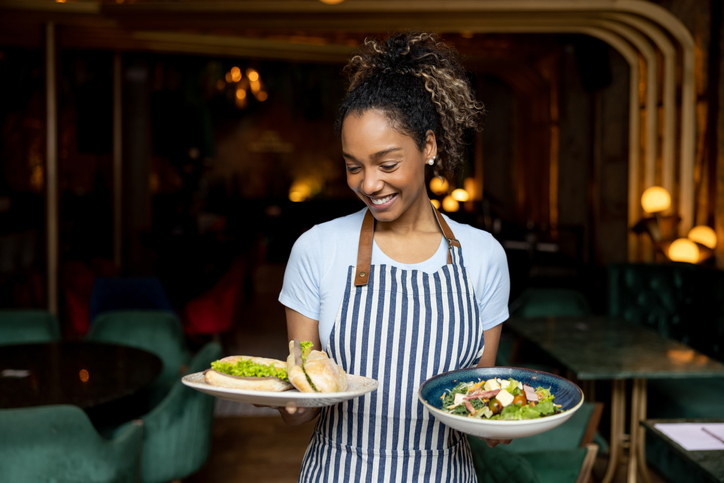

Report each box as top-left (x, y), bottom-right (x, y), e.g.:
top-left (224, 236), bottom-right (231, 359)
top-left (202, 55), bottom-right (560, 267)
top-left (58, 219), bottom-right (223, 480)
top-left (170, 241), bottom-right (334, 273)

top-left (278, 402), bottom-right (321, 426)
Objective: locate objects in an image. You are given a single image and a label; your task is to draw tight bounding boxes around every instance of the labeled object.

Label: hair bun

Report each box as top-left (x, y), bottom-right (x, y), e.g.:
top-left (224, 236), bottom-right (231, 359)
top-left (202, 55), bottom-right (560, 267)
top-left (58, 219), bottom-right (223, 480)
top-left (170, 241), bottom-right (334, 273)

top-left (349, 32), bottom-right (446, 85)
top-left (340, 32), bottom-right (484, 179)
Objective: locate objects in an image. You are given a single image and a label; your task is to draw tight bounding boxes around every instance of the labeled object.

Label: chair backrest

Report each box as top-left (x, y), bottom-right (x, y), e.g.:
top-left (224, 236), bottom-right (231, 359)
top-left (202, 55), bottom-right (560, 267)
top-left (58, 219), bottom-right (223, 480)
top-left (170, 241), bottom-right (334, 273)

top-left (0, 405), bottom-right (143, 483)
top-left (86, 311), bottom-right (190, 390)
top-left (134, 341), bottom-right (222, 483)
top-left (90, 276), bottom-right (174, 323)
top-left (0, 310), bottom-right (61, 345)
top-left (510, 288), bottom-right (591, 318)
top-left (183, 257), bottom-right (246, 335)
top-left (608, 263), bottom-right (724, 362)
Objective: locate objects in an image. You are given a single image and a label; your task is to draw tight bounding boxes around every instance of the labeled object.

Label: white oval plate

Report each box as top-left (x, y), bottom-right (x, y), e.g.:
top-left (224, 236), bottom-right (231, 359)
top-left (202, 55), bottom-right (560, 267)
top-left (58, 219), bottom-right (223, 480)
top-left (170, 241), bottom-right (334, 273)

top-left (182, 372), bottom-right (378, 408)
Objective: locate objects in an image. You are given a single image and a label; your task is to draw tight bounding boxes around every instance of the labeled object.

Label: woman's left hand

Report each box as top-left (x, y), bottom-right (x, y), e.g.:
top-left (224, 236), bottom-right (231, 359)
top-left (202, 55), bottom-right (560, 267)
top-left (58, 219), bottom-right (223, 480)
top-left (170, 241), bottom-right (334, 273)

top-left (278, 402), bottom-right (321, 426)
top-left (479, 437), bottom-right (512, 448)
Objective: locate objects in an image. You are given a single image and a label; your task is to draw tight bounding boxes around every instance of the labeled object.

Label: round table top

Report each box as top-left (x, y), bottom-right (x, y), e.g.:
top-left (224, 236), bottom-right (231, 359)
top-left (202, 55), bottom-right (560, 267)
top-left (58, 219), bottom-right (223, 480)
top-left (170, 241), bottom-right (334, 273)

top-left (0, 341), bottom-right (163, 410)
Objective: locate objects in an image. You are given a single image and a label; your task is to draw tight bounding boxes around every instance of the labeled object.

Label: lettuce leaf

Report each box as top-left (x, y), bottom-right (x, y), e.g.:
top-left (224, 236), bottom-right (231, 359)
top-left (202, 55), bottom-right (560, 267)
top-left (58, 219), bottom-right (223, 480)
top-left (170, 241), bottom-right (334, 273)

top-left (211, 359), bottom-right (288, 381)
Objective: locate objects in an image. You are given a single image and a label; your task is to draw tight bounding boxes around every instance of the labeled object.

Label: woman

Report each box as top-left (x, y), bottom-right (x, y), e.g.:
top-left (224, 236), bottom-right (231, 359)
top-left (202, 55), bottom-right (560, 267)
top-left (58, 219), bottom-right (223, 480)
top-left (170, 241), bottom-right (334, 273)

top-left (278, 32), bottom-right (510, 482)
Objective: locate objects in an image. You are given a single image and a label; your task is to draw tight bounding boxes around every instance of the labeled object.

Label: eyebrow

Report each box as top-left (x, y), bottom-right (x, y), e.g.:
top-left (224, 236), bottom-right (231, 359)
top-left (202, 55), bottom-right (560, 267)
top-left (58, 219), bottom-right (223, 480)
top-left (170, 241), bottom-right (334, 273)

top-left (342, 147), bottom-right (403, 162)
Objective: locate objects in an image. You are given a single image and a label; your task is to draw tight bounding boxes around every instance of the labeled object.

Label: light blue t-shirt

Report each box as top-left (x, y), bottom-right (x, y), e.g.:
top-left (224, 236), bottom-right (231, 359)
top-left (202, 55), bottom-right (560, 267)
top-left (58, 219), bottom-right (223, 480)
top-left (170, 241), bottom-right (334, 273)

top-left (279, 208), bottom-right (510, 350)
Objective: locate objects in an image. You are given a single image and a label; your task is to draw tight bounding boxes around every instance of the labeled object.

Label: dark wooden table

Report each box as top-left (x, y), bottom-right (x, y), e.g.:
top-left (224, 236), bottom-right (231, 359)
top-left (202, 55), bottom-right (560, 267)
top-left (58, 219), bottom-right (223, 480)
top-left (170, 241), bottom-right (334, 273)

top-left (641, 419), bottom-right (724, 483)
top-left (0, 341), bottom-right (162, 427)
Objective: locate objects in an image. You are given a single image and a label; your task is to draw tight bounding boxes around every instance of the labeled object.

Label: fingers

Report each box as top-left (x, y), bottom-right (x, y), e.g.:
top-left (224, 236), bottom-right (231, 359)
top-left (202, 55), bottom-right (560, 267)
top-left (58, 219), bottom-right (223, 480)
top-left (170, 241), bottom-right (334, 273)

top-left (478, 438), bottom-right (513, 448)
top-left (285, 401), bottom-right (306, 415)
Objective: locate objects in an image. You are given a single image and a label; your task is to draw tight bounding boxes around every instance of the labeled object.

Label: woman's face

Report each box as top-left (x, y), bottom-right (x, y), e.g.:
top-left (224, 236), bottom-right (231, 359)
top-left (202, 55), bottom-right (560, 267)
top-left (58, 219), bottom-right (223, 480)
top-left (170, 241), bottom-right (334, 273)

top-left (341, 109), bottom-right (435, 224)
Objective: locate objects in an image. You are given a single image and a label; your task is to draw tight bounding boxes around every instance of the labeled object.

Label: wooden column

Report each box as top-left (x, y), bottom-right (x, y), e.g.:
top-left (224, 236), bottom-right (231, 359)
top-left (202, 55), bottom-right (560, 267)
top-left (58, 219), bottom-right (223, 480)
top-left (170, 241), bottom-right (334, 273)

top-left (45, 22), bottom-right (58, 315)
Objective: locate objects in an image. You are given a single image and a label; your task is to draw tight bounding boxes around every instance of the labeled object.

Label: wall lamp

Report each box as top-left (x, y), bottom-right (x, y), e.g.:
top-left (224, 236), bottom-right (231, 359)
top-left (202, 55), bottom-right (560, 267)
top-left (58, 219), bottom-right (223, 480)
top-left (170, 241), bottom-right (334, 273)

top-left (634, 186), bottom-right (717, 263)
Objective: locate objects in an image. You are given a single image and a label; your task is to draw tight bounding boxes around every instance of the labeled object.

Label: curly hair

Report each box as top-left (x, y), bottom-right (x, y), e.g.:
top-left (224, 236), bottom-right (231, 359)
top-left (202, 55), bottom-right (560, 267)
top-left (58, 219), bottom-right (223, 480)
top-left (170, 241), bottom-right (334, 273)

top-left (336, 32), bottom-right (485, 179)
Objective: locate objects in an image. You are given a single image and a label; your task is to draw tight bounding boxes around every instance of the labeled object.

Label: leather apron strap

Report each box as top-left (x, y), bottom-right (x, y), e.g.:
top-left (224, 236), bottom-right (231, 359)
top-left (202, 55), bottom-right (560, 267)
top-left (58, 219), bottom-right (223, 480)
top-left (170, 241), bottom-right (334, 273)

top-left (354, 203), bottom-right (459, 286)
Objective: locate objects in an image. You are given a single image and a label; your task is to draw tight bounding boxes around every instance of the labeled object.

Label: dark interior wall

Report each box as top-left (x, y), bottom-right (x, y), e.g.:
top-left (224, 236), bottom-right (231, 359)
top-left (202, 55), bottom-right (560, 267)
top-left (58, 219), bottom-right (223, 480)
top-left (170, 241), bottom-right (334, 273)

top-left (591, 45), bottom-right (630, 266)
top-left (122, 60), bottom-right (154, 276)
top-left (558, 42), bottom-right (595, 266)
top-left (479, 75), bottom-right (516, 225)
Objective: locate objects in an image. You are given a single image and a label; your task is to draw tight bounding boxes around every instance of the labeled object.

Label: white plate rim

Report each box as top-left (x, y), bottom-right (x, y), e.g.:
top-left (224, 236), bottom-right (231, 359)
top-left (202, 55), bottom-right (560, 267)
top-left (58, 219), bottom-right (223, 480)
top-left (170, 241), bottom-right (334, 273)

top-left (182, 371), bottom-right (378, 403)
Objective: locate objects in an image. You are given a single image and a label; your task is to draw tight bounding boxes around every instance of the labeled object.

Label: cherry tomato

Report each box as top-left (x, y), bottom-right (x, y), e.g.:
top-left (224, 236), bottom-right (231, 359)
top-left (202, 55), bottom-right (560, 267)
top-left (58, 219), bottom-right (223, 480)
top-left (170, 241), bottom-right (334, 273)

top-left (513, 394), bottom-right (527, 406)
top-left (488, 398), bottom-right (503, 414)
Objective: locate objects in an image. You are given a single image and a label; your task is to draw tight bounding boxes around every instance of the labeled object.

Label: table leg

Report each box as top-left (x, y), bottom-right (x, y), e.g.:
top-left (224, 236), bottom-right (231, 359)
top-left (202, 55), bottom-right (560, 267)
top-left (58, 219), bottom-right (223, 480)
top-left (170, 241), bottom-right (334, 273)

top-left (602, 379), bottom-right (626, 483)
top-left (630, 378), bottom-right (651, 483)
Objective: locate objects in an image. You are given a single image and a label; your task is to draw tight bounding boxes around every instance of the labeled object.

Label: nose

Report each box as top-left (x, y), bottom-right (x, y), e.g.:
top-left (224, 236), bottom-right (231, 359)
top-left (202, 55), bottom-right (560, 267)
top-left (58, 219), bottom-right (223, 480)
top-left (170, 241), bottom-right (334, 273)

top-left (361, 169), bottom-right (383, 195)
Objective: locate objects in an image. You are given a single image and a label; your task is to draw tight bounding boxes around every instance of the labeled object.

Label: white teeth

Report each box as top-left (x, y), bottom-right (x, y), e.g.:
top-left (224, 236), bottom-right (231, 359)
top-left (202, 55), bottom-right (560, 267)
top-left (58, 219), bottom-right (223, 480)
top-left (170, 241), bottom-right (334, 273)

top-left (370, 195), bottom-right (394, 205)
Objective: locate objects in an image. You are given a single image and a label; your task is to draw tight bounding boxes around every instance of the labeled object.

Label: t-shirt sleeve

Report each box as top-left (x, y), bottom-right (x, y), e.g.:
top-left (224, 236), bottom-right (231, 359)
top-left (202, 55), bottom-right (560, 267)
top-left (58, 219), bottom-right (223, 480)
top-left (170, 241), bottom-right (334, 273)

top-left (278, 227), bottom-right (322, 321)
top-left (478, 237), bottom-right (510, 331)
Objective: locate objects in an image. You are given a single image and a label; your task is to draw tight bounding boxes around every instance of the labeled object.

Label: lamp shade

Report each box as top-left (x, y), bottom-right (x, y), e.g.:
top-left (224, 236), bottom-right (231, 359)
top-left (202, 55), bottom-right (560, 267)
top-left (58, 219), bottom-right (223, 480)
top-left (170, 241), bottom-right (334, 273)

top-left (451, 189), bottom-right (470, 202)
top-left (429, 177), bottom-right (449, 196)
top-left (641, 186), bottom-right (671, 213)
top-left (442, 196), bottom-right (459, 212)
top-left (687, 225), bottom-right (717, 249)
top-left (668, 238), bottom-right (699, 263)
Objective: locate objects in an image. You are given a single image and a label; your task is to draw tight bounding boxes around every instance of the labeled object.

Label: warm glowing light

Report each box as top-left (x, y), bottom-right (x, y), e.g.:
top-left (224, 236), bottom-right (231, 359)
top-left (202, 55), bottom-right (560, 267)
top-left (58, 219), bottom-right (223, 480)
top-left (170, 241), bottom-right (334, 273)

top-left (688, 225), bottom-right (717, 249)
top-left (246, 68), bottom-right (259, 82)
top-left (235, 96), bottom-right (248, 109)
top-left (429, 176), bottom-right (449, 196)
top-left (289, 181), bottom-right (312, 202)
top-left (79, 369), bottom-right (89, 382)
top-left (225, 72), bottom-right (233, 83)
top-left (319, 0), bottom-right (345, 4)
top-left (30, 165), bottom-right (44, 191)
top-left (667, 349), bottom-right (695, 365)
top-left (289, 191), bottom-right (305, 202)
top-left (464, 177), bottom-right (475, 200)
top-left (668, 238), bottom-right (699, 263)
top-left (451, 189), bottom-right (469, 202)
top-left (235, 88), bottom-right (246, 100)
top-left (430, 199), bottom-right (441, 209)
top-left (460, 31), bottom-right (474, 39)
top-left (216, 79), bottom-right (225, 90)
top-left (442, 196), bottom-right (459, 212)
top-left (256, 91), bottom-right (268, 102)
top-left (56, 0), bottom-right (66, 3)
top-left (641, 186), bottom-right (671, 214)
top-left (250, 79), bottom-right (261, 93)
top-left (230, 66), bottom-right (242, 82)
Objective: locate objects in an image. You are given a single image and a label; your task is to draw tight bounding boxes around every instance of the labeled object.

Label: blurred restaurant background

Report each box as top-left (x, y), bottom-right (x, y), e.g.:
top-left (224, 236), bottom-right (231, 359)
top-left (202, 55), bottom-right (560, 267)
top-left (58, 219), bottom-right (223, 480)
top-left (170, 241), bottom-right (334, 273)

top-left (1, 1), bottom-right (724, 482)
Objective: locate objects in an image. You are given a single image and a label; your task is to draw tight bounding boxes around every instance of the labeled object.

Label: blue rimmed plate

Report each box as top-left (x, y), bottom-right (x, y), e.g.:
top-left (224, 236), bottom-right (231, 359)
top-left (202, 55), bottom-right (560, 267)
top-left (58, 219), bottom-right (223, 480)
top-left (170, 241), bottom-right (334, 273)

top-left (418, 367), bottom-right (584, 439)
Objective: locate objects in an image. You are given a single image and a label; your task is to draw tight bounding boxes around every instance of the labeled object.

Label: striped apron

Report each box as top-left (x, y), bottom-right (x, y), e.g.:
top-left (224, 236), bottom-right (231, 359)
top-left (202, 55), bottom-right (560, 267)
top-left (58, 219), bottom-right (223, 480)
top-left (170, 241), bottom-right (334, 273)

top-left (299, 207), bottom-right (484, 482)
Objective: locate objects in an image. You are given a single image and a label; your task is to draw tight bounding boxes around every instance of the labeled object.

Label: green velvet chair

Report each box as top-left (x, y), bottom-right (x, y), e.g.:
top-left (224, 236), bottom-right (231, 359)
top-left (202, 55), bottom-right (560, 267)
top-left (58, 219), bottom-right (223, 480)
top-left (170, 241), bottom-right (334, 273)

top-left (114, 341), bottom-right (222, 483)
top-left (510, 288), bottom-right (592, 318)
top-left (0, 405), bottom-right (143, 483)
top-left (0, 309), bottom-right (61, 345)
top-left (86, 311), bottom-right (191, 405)
top-left (468, 437), bottom-right (598, 483)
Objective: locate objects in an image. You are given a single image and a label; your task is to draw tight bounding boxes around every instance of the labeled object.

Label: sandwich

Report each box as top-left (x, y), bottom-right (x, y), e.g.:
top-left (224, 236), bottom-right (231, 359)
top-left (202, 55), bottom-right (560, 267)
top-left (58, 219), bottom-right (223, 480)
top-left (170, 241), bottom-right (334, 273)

top-left (286, 340), bottom-right (348, 393)
top-left (204, 355), bottom-right (293, 391)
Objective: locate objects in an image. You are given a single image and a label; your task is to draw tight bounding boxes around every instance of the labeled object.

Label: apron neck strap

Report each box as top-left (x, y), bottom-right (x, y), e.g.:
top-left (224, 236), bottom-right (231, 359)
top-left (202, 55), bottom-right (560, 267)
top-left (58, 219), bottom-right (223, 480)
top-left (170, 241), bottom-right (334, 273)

top-left (354, 203), bottom-right (460, 287)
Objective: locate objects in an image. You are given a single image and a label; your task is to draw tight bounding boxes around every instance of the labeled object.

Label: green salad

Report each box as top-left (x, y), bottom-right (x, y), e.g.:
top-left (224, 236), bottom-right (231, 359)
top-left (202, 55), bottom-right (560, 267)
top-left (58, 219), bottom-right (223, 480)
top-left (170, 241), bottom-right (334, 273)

top-left (440, 377), bottom-right (563, 420)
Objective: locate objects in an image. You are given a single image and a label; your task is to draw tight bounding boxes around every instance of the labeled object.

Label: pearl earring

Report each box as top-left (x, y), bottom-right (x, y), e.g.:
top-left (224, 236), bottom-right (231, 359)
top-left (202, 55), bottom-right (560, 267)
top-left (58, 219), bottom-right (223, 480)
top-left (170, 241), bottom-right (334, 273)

top-left (427, 155), bottom-right (436, 166)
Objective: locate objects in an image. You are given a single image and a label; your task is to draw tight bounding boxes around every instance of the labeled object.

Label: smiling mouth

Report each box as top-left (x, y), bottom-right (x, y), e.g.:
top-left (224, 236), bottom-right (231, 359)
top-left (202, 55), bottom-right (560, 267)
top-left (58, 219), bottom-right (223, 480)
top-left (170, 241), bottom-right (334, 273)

top-left (369, 194), bottom-right (396, 206)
